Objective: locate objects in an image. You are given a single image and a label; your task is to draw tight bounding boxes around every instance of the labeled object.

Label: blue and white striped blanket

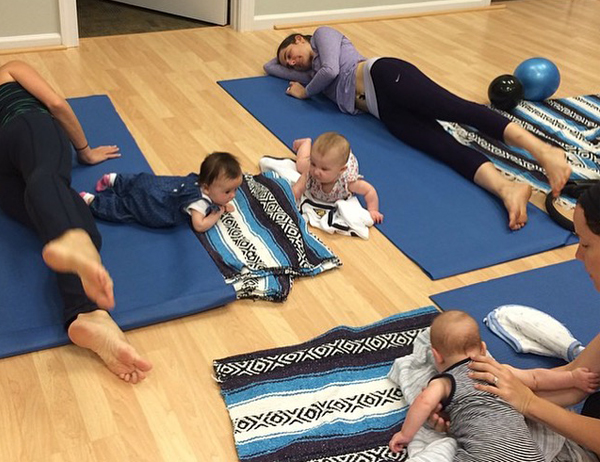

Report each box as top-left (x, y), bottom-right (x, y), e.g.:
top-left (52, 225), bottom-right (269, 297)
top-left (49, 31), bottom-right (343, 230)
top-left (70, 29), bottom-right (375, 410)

top-left (442, 94), bottom-right (600, 200)
top-left (196, 172), bottom-right (341, 301)
top-left (213, 306), bottom-right (439, 462)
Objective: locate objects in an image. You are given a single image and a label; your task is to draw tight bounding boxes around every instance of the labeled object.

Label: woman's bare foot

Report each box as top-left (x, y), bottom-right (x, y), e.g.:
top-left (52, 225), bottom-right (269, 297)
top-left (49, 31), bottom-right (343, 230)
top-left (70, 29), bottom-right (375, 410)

top-left (503, 123), bottom-right (571, 197)
top-left (537, 146), bottom-right (572, 197)
top-left (501, 182), bottom-right (532, 230)
top-left (42, 229), bottom-right (114, 309)
top-left (68, 310), bottom-right (153, 384)
top-left (474, 162), bottom-right (532, 230)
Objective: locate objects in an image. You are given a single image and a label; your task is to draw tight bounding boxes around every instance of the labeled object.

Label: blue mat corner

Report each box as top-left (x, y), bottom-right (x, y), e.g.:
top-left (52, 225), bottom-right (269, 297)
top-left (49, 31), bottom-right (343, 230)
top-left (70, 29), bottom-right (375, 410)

top-left (431, 259), bottom-right (599, 369)
top-left (0, 95), bottom-right (236, 359)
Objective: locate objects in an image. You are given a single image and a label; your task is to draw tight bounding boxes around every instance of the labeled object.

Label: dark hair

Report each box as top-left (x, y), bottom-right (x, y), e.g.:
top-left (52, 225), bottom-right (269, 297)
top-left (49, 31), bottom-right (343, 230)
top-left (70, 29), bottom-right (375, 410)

top-left (276, 33), bottom-right (312, 64)
top-left (579, 183), bottom-right (600, 235)
top-left (198, 152), bottom-right (242, 187)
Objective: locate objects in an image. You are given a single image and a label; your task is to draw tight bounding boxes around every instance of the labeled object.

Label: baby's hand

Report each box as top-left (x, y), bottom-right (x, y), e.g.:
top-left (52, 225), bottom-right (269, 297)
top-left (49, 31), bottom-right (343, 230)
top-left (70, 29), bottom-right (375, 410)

top-left (292, 138), bottom-right (311, 153)
top-left (571, 367), bottom-right (600, 393)
top-left (369, 210), bottom-right (384, 224)
top-left (224, 203), bottom-right (235, 213)
top-left (388, 431), bottom-right (411, 453)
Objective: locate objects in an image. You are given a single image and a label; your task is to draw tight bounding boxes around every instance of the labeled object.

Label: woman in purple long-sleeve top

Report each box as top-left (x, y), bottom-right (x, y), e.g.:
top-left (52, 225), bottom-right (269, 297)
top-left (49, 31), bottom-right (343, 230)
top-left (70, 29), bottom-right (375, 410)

top-left (264, 26), bottom-right (571, 231)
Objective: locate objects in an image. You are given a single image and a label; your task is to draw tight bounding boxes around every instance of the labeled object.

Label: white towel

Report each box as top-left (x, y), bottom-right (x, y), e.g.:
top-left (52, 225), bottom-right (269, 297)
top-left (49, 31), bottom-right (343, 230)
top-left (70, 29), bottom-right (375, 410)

top-left (484, 304), bottom-right (584, 361)
top-left (259, 156), bottom-right (374, 239)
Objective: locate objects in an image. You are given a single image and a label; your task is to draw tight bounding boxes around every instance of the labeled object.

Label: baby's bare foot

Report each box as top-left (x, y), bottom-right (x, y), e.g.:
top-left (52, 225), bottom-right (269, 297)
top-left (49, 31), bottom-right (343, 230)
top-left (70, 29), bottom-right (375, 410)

top-left (68, 310), bottom-right (153, 384)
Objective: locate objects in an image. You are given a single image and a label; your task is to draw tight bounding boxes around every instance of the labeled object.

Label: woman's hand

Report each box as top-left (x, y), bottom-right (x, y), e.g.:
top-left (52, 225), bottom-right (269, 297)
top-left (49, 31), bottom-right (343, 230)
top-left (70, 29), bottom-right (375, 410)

top-left (468, 355), bottom-right (535, 415)
top-left (77, 145), bottom-right (121, 165)
top-left (427, 403), bottom-right (450, 433)
top-left (286, 81), bottom-right (307, 99)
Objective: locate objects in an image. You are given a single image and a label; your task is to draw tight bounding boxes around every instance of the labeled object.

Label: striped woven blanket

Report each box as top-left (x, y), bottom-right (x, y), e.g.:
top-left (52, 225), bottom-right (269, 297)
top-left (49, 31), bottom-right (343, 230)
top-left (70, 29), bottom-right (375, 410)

top-left (196, 172), bottom-right (341, 301)
top-left (213, 306), bottom-right (439, 462)
top-left (442, 94), bottom-right (600, 199)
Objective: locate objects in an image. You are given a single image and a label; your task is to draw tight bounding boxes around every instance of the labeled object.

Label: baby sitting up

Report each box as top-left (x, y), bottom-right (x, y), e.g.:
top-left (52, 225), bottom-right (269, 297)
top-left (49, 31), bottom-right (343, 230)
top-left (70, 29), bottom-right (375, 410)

top-left (81, 151), bottom-right (242, 233)
top-left (389, 310), bottom-right (599, 461)
top-left (292, 132), bottom-right (383, 224)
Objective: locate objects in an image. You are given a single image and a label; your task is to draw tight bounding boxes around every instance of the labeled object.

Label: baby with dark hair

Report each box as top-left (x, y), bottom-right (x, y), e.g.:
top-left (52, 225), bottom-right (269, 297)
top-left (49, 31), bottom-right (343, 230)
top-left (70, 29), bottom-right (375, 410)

top-left (81, 151), bottom-right (242, 232)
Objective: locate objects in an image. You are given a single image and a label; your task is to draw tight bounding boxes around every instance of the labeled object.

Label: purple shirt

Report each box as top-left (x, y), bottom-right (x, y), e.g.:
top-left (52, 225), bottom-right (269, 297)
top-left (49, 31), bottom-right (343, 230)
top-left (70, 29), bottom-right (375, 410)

top-left (264, 27), bottom-right (366, 114)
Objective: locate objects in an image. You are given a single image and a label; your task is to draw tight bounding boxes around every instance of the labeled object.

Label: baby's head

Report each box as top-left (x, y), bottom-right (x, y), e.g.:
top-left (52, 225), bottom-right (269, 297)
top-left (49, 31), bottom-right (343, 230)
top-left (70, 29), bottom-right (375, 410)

top-left (198, 152), bottom-right (243, 206)
top-left (430, 310), bottom-right (486, 372)
top-left (310, 132), bottom-right (351, 185)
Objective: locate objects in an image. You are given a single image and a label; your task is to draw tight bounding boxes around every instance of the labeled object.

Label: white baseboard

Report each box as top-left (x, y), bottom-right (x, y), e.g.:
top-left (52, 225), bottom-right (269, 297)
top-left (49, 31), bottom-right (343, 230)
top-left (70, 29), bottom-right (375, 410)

top-left (252, 0), bottom-right (489, 30)
top-left (0, 33), bottom-right (62, 51)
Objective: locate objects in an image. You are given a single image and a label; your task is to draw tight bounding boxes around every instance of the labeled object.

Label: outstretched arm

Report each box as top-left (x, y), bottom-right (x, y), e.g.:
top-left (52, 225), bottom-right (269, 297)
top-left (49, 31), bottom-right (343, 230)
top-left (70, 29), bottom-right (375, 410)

top-left (1, 60), bottom-right (120, 165)
top-left (348, 179), bottom-right (383, 223)
top-left (389, 379), bottom-right (449, 453)
top-left (469, 354), bottom-right (600, 457)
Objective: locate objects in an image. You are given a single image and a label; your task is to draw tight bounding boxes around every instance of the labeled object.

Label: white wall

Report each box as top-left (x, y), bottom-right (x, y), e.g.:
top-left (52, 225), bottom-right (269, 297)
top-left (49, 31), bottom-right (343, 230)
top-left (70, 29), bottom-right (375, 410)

top-left (0, 0), bottom-right (77, 50)
top-left (233, 0), bottom-right (490, 31)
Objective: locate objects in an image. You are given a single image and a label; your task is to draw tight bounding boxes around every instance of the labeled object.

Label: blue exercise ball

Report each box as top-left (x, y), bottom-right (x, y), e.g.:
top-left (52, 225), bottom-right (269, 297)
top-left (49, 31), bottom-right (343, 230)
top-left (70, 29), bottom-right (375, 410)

top-left (514, 57), bottom-right (560, 101)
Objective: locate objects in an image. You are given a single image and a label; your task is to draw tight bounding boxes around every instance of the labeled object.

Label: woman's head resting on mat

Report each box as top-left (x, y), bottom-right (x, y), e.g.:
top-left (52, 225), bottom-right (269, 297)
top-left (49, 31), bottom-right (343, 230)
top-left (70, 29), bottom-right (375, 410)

top-left (429, 310), bottom-right (486, 372)
top-left (310, 132), bottom-right (351, 187)
top-left (199, 152), bottom-right (243, 207)
top-left (277, 33), bottom-right (314, 71)
top-left (575, 182), bottom-right (600, 290)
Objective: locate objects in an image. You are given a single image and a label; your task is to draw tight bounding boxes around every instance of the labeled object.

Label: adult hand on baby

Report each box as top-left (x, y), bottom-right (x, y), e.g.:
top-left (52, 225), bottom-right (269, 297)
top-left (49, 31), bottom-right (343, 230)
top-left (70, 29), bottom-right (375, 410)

top-left (78, 145), bottom-right (121, 165)
top-left (468, 354), bottom-right (535, 415)
top-left (427, 403), bottom-right (450, 433)
top-left (572, 367), bottom-right (600, 393)
top-left (286, 81), bottom-right (307, 99)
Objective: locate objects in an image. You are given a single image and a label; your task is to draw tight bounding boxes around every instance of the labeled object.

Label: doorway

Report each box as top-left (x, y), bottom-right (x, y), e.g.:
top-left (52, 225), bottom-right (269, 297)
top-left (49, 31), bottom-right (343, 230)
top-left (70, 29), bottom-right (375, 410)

top-left (77, 0), bottom-right (215, 38)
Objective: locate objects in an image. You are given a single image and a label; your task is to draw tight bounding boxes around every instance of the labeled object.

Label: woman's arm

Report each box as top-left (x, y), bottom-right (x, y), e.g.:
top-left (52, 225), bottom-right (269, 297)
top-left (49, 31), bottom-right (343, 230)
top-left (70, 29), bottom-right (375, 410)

top-left (303, 27), bottom-right (343, 98)
top-left (3, 60), bottom-right (120, 165)
top-left (469, 354), bottom-right (600, 457)
top-left (263, 58), bottom-right (312, 85)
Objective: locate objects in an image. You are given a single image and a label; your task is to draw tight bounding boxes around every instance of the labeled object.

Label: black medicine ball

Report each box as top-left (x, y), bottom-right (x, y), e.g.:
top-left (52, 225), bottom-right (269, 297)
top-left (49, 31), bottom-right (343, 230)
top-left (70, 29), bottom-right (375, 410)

top-left (488, 74), bottom-right (524, 111)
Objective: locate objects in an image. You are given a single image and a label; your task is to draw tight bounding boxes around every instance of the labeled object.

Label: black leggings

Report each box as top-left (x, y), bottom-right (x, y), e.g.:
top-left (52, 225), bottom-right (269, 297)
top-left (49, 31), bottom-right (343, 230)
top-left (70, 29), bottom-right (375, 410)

top-left (0, 112), bottom-right (101, 326)
top-left (371, 58), bottom-right (511, 180)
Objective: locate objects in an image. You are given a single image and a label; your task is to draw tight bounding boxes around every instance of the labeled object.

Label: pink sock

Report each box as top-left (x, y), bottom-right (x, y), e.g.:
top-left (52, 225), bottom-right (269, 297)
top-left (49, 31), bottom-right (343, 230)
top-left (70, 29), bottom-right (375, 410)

top-left (79, 192), bottom-right (95, 205)
top-left (96, 173), bottom-right (116, 192)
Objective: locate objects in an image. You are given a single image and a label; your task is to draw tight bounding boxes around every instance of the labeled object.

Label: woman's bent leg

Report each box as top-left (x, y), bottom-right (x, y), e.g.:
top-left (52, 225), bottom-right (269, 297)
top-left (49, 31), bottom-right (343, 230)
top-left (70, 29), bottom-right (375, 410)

top-left (1, 114), bottom-right (113, 312)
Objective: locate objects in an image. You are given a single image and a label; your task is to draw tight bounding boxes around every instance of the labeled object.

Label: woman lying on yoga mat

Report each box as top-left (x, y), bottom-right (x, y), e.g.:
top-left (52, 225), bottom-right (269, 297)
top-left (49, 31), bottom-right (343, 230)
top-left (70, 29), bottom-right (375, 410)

top-left (0, 60), bottom-right (152, 384)
top-left (264, 26), bottom-right (571, 231)
top-left (465, 183), bottom-right (600, 457)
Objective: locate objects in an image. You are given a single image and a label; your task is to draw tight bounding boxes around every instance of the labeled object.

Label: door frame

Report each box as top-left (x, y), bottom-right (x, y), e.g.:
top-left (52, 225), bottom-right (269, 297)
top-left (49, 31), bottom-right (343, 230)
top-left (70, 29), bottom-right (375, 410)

top-left (61, 0), bottom-right (251, 45)
top-left (60, 0), bottom-right (79, 47)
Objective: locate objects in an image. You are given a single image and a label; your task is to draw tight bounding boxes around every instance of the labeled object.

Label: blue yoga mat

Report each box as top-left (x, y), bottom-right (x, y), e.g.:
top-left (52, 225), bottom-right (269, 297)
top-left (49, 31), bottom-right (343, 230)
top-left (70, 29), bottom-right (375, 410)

top-left (431, 259), bottom-right (599, 369)
top-left (0, 95), bottom-right (236, 359)
top-left (219, 76), bottom-right (577, 279)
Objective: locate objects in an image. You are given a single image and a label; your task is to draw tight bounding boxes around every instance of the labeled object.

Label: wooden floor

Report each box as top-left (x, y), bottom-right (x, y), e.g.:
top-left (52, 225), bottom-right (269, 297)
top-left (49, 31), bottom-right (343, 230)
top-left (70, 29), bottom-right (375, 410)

top-left (1, 0), bottom-right (599, 460)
